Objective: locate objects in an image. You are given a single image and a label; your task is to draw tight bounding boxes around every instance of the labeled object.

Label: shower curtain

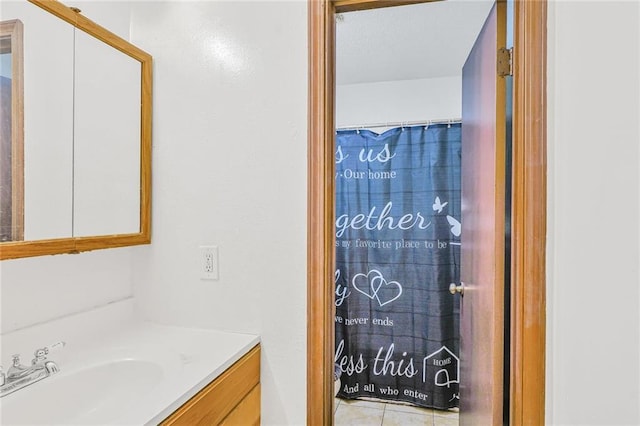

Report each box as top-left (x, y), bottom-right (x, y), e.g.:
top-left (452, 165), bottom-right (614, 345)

top-left (334, 124), bottom-right (461, 410)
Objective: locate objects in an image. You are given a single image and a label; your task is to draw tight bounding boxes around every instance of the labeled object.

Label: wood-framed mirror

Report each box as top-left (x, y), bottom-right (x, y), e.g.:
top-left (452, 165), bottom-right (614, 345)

top-left (0, 0), bottom-right (152, 260)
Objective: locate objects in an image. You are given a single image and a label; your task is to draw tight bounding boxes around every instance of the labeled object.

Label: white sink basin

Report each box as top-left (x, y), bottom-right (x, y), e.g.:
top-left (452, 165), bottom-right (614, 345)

top-left (1, 360), bottom-right (163, 425)
top-left (0, 299), bottom-right (260, 425)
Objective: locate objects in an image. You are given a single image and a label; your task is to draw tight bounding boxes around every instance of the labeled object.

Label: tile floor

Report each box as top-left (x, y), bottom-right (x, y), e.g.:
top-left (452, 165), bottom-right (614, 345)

top-left (334, 398), bottom-right (459, 426)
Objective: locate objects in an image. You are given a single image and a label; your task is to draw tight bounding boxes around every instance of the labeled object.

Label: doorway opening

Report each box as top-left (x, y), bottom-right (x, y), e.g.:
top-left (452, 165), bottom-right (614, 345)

top-left (332, 3), bottom-right (494, 424)
top-left (307, 1), bottom-right (547, 425)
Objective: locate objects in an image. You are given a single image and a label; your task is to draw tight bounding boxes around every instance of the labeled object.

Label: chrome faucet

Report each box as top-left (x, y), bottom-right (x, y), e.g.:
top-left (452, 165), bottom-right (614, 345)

top-left (0, 342), bottom-right (65, 398)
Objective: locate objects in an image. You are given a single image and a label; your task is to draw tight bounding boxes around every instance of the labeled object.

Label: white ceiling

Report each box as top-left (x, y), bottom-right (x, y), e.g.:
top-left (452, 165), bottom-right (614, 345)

top-left (336, 1), bottom-right (495, 85)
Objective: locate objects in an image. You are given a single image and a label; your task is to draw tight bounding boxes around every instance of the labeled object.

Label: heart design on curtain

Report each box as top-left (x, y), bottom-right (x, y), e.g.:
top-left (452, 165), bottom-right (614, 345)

top-left (352, 269), bottom-right (403, 307)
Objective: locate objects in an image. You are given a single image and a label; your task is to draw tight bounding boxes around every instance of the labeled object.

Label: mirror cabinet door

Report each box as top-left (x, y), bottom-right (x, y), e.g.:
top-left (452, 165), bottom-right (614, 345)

top-left (3, 1), bottom-right (75, 241)
top-left (73, 29), bottom-right (141, 237)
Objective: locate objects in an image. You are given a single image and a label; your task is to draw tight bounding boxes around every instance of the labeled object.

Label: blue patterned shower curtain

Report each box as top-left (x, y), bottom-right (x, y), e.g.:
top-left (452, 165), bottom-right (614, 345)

top-left (334, 124), bottom-right (461, 410)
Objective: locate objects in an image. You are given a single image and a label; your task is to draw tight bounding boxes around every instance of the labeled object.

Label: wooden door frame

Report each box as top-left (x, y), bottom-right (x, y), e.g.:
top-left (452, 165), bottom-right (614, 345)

top-left (307, 0), bottom-right (547, 424)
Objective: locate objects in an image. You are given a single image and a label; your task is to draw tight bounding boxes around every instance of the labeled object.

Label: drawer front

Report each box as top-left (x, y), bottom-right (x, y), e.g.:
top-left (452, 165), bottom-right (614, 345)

top-left (161, 344), bottom-right (260, 426)
top-left (220, 383), bottom-right (260, 426)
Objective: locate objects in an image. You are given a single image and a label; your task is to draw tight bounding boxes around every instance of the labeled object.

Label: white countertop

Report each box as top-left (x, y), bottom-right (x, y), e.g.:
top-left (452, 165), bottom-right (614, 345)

top-left (0, 298), bottom-right (260, 425)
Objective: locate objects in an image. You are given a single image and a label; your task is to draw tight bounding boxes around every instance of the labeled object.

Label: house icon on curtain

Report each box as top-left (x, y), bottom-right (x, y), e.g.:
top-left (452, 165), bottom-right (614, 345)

top-left (423, 346), bottom-right (460, 388)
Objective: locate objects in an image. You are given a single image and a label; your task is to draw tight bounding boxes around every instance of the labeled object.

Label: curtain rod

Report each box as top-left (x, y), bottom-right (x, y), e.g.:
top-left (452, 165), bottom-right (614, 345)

top-left (336, 118), bottom-right (462, 131)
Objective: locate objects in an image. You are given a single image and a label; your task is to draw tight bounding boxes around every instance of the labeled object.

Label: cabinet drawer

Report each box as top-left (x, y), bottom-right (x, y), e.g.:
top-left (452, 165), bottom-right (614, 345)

top-left (220, 383), bottom-right (260, 426)
top-left (161, 344), bottom-right (260, 425)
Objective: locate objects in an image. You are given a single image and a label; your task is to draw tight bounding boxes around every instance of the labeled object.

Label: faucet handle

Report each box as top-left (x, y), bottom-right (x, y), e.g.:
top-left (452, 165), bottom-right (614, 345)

top-left (31, 342), bottom-right (66, 365)
top-left (32, 348), bottom-right (49, 365)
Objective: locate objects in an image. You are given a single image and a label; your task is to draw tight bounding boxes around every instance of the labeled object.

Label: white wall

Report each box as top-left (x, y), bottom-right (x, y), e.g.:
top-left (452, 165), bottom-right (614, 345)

top-left (128, 2), bottom-right (307, 425)
top-left (546, 1), bottom-right (640, 424)
top-left (0, 248), bottom-right (136, 333)
top-left (336, 76), bottom-right (461, 127)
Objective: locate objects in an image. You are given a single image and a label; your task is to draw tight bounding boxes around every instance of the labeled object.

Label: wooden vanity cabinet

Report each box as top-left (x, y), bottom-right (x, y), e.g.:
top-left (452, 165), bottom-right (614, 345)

top-left (161, 344), bottom-right (261, 426)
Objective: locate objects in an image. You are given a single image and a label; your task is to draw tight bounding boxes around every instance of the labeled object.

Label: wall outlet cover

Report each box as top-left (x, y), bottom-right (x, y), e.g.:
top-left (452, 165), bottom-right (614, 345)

top-left (199, 245), bottom-right (218, 280)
